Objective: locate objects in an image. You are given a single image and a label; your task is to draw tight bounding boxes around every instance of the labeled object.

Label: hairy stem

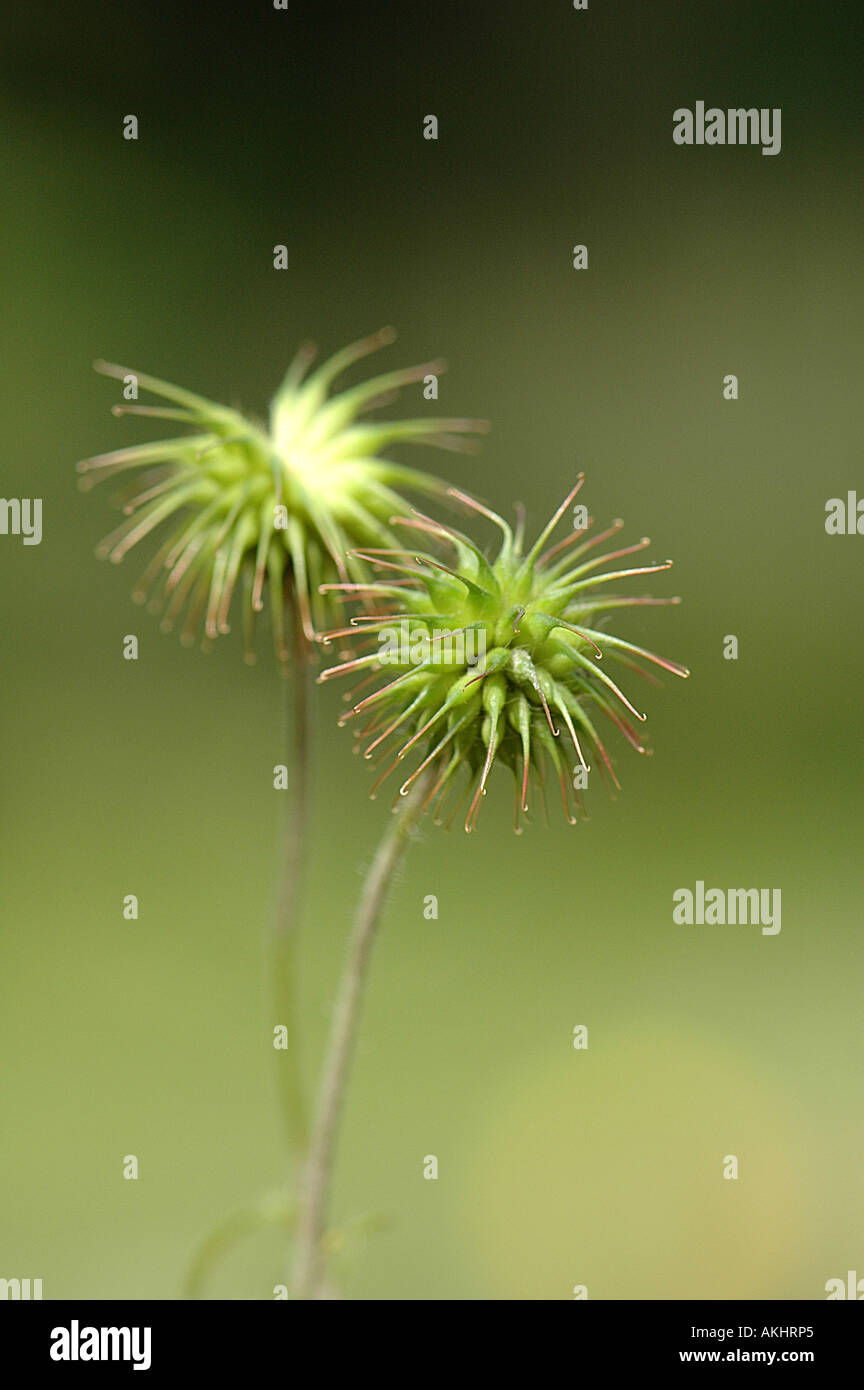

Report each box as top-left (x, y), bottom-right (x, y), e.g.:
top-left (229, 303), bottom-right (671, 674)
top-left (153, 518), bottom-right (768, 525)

top-left (185, 594), bottom-right (311, 1299)
top-left (272, 592), bottom-right (313, 1165)
top-left (291, 775), bottom-right (430, 1298)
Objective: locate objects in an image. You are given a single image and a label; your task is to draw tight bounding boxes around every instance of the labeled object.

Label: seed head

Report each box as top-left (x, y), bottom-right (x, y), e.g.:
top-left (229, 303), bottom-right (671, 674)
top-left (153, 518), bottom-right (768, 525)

top-left (320, 478), bottom-right (688, 831)
top-left (76, 328), bottom-right (488, 663)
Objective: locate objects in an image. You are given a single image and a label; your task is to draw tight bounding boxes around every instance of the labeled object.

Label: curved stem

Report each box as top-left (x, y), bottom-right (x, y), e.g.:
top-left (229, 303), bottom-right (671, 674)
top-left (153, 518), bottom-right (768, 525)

top-left (272, 592), bottom-right (313, 1164)
top-left (291, 775), bottom-right (430, 1299)
top-left (183, 1197), bottom-right (295, 1300)
top-left (182, 594), bottom-right (313, 1299)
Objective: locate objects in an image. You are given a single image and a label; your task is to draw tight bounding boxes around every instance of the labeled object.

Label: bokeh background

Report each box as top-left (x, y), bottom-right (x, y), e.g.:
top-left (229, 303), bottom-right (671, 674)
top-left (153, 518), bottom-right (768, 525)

top-left (1, 0), bottom-right (862, 1299)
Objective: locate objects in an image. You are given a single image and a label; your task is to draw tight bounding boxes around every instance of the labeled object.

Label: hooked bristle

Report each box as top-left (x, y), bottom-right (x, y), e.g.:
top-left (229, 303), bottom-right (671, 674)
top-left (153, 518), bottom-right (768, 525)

top-left (326, 481), bottom-right (686, 831)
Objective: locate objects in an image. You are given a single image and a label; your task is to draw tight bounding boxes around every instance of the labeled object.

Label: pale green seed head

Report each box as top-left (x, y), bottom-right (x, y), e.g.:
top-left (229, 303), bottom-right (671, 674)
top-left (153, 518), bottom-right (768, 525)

top-left (77, 328), bottom-right (487, 663)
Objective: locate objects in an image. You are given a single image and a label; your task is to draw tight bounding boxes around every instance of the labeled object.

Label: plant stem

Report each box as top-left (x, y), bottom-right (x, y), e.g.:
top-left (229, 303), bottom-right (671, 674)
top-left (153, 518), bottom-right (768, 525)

top-left (291, 775), bottom-right (430, 1299)
top-left (185, 595), bottom-right (311, 1299)
top-left (272, 593), bottom-right (312, 1166)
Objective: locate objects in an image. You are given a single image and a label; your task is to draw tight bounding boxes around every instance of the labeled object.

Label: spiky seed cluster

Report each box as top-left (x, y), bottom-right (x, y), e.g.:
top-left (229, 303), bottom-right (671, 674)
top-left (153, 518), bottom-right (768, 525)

top-left (320, 479), bottom-right (689, 831)
top-left (76, 328), bottom-right (488, 663)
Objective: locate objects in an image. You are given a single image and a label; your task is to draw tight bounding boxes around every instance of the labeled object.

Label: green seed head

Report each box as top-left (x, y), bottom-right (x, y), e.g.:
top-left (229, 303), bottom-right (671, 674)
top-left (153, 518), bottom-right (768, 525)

top-left (77, 328), bottom-right (487, 663)
top-left (320, 479), bottom-right (688, 831)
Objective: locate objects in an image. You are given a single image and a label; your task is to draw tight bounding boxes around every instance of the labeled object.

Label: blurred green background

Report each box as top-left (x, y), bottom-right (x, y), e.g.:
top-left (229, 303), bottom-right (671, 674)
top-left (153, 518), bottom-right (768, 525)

top-left (1, 1), bottom-right (862, 1299)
